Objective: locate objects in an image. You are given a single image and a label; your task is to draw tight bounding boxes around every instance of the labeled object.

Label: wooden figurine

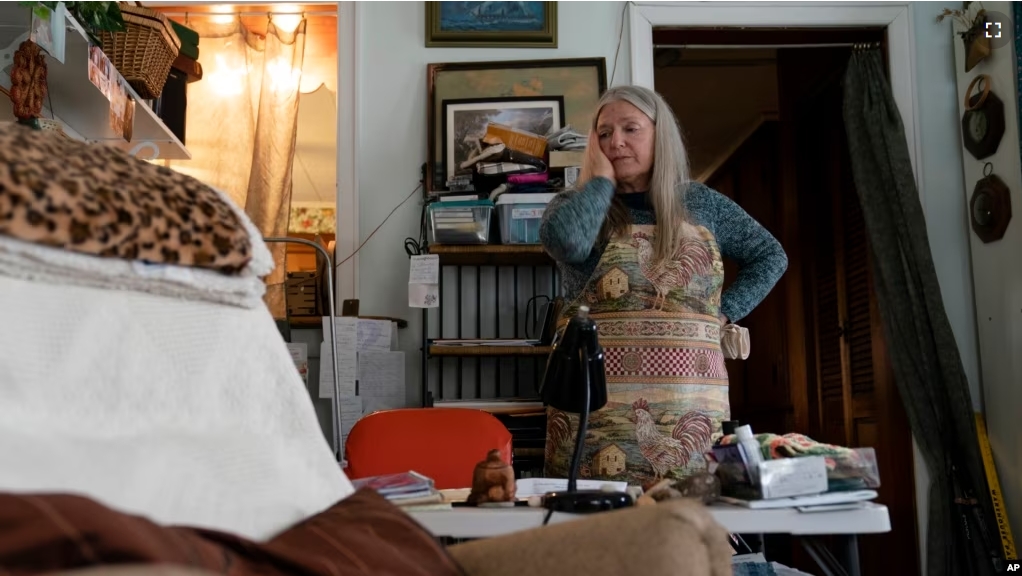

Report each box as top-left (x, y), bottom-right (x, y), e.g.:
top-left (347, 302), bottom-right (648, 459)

top-left (467, 449), bottom-right (516, 506)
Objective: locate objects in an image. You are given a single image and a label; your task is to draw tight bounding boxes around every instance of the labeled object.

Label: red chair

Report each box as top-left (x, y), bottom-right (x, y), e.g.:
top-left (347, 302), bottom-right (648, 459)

top-left (343, 408), bottom-right (513, 490)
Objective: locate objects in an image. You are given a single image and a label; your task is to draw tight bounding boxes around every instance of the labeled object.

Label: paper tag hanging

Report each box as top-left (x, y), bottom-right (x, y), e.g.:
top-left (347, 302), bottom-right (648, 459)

top-left (408, 255), bottom-right (439, 308)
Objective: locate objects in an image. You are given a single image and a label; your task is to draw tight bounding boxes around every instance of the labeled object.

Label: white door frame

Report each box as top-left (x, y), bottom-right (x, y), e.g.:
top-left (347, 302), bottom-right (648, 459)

top-left (336, 1), bottom-right (360, 304)
top-left (627, 1), bottom-right (923, 194)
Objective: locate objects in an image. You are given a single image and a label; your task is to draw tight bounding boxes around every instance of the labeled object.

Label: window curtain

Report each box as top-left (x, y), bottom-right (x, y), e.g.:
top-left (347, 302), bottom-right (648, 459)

top-left (167, 16), bottom-right (307, 318)
top-left (842, 48), bottom-right (1001, 576)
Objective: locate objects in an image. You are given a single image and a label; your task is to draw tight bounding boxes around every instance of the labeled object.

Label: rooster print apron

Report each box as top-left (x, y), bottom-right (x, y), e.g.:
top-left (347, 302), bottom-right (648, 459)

top-left (544, 222), bottom-right (729, 487)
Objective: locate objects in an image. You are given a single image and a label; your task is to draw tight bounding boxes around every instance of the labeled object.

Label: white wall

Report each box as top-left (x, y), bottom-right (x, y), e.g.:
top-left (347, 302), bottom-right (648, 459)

top-left (343, 0), bottom-right (1018, 565)
top-left (915, 0), bottom-right (1022, 557)
top-left (352, 1), bottom-right (629, 406)
top-left (948, 0), bottom-right (1022, 550)
top-left (911, 4), bottom-right (985, 568)
top-left (914, 2), bottom-right (986, 413)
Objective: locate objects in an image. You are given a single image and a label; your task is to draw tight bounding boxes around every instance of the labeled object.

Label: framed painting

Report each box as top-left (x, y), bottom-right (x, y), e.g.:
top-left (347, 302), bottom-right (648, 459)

top-left (441, 96), bottom-right (564, 182)
top-left (426, 57), bottom-right (607, 192)
top-left (425, 1), bottom-right (557, 48)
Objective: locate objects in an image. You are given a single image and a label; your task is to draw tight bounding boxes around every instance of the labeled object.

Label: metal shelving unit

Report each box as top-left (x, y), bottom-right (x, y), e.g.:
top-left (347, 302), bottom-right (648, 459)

top-left (420, 244), bottom-right (561, 405)
top-left (420, 243), bottom-right (561, 478)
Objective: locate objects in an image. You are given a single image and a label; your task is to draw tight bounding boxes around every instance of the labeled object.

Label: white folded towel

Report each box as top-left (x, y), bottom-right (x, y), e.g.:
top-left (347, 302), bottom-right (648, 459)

top-left (0, 187), bottom-right (277, 309)
top-left (547, 125), bottom-right (588, 151)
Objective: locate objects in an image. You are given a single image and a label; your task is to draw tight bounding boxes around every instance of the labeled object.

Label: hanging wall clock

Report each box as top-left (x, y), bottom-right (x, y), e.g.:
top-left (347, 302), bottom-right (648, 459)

top-left (970, 163), bottom-right (1012, 243)
top-left (961, 74), bottom-right (1005, 160)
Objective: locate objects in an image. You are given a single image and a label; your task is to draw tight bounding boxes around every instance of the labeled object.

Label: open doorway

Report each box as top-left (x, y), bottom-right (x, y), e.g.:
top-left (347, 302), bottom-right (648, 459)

top-left (654, 28), bottom-right (919, 575)
top-left (151, 3), bottom-right (339, 321)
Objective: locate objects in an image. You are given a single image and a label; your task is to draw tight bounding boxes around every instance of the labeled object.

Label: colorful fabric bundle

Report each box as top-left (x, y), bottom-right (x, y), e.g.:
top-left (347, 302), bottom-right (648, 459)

top-left (719, 432), bottom-right (880, 489)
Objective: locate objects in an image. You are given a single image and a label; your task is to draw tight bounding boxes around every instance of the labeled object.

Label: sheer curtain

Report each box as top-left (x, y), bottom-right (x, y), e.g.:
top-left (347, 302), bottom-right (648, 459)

top-left (168, 16), bottom-right (307, 318)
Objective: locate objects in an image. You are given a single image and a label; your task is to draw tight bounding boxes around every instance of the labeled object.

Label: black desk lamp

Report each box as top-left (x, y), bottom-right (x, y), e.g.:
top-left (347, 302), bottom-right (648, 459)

top-left (539, 306), bottom-right (634, 513)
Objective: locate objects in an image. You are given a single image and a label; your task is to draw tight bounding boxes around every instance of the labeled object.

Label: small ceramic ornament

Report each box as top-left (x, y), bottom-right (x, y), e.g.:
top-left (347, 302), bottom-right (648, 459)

top-left (467, 449), bottom-right (517, 507)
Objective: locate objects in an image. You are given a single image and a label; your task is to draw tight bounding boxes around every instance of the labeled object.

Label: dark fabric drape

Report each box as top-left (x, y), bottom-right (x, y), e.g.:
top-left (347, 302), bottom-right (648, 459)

top-left (841, 49), bottom-right (1000, 576)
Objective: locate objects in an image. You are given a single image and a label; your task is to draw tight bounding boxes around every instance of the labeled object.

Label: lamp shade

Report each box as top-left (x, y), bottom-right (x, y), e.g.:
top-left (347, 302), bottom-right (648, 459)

top-left (539, 306), bottom-right (608, 414)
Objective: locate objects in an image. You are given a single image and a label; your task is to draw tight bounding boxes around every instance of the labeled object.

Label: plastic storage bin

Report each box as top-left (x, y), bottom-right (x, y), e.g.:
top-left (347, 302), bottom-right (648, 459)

top-left (495, 193), bottom-right (557, 244)
top-left (429, 199), bottom-right (494, 245)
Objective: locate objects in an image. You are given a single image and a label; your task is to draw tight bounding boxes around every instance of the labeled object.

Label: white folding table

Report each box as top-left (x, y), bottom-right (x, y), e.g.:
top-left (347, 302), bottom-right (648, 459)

top-left (410, 502), bottom-right (890, 576)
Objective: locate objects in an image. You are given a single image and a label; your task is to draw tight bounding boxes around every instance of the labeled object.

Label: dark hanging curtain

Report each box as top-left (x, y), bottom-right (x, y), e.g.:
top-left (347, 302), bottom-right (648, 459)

top-left (841, 48), bottom-right (1001, 576)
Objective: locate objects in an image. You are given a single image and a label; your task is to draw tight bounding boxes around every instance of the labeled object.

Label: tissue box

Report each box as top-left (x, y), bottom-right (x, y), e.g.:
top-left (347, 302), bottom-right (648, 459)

top-left (758, 456), bottom-right (828, 499)
top-left (711, 445), bottom-right (829, 500)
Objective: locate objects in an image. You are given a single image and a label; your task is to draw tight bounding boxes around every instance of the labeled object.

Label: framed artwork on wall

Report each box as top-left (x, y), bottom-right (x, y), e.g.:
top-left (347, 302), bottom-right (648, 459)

top-left (425, 1), bottom-right (557, 48)
top-left (426, 57), bottom-right (607, 192)
top-left (441, 96), bottom-right (564, 182)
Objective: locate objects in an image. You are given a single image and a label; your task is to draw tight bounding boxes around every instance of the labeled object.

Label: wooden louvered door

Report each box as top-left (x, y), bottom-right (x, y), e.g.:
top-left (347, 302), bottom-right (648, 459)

top-left (708, 122), bottom-right (793, 437)
top-left (810, 97), bottom-right (876, 449)
top-left (788, 48), bottom-right (920, 576)
top-left (670, 43), bottom-right (919, 574)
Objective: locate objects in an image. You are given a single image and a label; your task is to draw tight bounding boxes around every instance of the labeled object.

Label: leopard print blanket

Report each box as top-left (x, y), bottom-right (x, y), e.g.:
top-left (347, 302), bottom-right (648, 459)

top-left (0, 123), bottom-right (252, 275)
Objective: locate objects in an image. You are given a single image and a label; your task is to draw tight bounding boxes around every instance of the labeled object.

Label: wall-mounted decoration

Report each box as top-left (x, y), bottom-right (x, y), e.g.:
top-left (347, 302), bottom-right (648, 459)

top-left (29, 2), bottom-right (67, 64)
top-left (961, 74), bottom-right (1005, 160)
top-left (937, 5), bottom-right (991, 71)
top-left (427, 57), bottom-right (606, 192)
top-left (425, 1), bottom-right (557, 49)
top-left (970, 163), bottom-right (1012, 243)
top-left (289, 206), bottom-right (336, 235)
top-left (441, 96), bottom-right (564, 183)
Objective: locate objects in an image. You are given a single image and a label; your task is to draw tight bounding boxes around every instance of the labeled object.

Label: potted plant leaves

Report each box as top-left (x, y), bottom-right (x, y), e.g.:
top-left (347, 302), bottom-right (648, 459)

top-left (21, 2), bottom-right (126, 45)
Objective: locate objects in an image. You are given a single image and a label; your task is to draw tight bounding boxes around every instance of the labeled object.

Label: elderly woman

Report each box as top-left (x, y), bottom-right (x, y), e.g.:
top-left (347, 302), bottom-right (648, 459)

top-left (540, 85), bottom-right (788, 487)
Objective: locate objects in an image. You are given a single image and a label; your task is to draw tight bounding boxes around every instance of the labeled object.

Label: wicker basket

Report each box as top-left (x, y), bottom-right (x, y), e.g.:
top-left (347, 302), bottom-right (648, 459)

top-left (98, 3), bottom-right (181, 100)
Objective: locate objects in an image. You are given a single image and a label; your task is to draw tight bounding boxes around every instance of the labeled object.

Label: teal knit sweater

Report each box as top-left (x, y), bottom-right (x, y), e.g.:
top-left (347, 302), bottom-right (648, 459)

top-left (539, 177), bottom-right (788, 323)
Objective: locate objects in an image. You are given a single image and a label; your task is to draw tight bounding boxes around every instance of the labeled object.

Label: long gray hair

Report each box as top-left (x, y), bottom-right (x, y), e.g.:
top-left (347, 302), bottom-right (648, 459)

top-left (578, 85), bottom-right (691, 267)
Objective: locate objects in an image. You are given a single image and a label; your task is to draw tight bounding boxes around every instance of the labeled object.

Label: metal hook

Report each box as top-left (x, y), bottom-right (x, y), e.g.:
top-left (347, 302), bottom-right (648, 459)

top-left (983, 162), bottom-right (994, 177)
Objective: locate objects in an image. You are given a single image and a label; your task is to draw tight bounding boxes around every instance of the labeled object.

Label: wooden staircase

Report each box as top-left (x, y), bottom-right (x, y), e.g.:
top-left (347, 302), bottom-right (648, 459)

top-left (694, 112), bottom-right (779, 183)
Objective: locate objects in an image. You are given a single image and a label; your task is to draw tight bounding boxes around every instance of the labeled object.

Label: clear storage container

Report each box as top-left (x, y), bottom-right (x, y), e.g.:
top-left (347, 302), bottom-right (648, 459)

top-left (495, 193), bottom-right (556, 244)
top-left (428, 199), bottom-right (493, 245)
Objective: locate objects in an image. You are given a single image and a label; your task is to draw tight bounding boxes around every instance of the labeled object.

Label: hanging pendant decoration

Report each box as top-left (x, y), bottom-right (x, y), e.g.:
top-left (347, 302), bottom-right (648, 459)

top-left (9, 40), bottom-right (48, 128)
top-left (962, 16), bottom-right (992, 72)
top-left (961, 74), bottom-right (1005, 160)
top-left (970, 163), bottom-right (1012, 244)
top-left (936, 5), bottom-right (996, 72)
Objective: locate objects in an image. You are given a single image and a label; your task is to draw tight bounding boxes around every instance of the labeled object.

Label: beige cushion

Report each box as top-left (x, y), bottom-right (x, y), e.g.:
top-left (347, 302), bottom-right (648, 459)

top-left (449, 498), bottom-right (732, 576)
